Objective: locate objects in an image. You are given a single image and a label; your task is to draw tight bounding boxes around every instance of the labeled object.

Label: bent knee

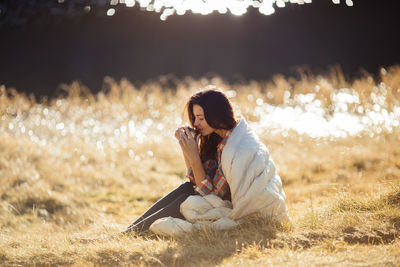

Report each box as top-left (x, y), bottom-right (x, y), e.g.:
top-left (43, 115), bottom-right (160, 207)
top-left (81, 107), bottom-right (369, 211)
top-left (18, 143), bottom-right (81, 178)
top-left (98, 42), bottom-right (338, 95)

top-left (176, 192), bottom-right (191, 203)
top-left (178, 181), bottom-right (195, 193)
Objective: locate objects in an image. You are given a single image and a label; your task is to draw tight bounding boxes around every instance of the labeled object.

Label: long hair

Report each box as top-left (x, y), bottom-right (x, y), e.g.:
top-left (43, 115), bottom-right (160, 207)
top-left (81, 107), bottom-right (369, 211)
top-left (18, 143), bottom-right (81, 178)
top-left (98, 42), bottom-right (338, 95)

top-left (186, 86), bottom-right (237, 162)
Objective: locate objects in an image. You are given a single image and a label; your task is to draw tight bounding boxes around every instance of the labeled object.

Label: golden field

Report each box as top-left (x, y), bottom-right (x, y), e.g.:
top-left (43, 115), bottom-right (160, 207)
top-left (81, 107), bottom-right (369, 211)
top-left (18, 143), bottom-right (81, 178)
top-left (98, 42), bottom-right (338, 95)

top-left (0, 66), bottom-right (399, 266)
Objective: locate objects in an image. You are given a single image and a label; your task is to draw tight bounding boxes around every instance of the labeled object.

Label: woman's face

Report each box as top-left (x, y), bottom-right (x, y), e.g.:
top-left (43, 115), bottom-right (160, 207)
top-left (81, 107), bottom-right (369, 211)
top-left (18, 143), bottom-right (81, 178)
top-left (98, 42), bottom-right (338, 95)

top-left (192, 104), bottom-right (215, 136)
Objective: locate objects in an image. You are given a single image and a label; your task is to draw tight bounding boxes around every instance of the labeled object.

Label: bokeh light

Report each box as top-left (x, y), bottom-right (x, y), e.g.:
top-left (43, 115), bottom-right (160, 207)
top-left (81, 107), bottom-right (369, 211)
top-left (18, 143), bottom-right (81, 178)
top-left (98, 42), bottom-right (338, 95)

top-left (1, 67), bottom-right (399, 161)
top-left (108, 0), bottom-right (351, 21)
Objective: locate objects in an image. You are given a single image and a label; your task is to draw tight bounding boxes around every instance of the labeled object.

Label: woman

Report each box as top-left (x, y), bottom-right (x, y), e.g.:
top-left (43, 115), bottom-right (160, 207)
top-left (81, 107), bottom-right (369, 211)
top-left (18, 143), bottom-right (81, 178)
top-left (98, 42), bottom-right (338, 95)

top-left (124, 86), bottom-right (288, 234)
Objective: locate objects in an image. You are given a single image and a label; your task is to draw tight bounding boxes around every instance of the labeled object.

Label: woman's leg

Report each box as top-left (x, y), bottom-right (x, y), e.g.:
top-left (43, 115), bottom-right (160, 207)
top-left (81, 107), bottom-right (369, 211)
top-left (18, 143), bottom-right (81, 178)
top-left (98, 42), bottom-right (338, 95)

top-left (126, 182), bottom-right (195, 229)
top-left (126, 192), bottom-right (191, 233)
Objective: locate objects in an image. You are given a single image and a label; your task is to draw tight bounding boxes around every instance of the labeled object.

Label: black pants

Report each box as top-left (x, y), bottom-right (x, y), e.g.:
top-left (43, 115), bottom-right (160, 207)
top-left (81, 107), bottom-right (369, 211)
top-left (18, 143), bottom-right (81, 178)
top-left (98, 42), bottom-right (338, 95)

top-left (123, 181), bottom-right (196, 233)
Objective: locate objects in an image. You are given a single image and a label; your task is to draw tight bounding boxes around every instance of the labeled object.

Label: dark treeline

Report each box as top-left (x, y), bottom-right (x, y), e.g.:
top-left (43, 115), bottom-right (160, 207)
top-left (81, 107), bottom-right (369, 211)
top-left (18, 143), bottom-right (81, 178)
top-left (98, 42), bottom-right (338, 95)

top-left (0, 0), bottom-right (113, 26)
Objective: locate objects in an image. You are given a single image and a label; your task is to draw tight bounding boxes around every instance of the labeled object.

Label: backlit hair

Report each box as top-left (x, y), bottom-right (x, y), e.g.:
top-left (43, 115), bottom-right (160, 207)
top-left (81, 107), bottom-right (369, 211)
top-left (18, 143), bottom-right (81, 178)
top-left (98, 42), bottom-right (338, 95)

top-left (186, 86), bottom-right (237, 162)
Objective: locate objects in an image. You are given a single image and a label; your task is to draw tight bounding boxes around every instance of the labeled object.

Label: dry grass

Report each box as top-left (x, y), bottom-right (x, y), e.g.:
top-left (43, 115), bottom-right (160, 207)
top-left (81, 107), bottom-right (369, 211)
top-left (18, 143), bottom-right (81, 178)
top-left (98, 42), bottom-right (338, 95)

top-left (1, 66), bottom-right (399, 266)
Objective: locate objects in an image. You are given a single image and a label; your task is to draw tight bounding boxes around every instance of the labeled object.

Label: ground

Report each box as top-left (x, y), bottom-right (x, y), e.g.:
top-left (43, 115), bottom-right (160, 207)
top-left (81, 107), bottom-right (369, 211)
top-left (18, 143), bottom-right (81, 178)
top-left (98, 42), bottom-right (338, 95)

top-left (0, 66), bottom-right (399, 266)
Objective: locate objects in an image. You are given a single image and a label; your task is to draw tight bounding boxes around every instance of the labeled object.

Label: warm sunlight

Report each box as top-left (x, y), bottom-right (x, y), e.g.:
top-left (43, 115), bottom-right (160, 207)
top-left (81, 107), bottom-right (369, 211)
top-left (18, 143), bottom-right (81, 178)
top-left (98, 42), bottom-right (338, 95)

top-left (1, 1), bottom-right (399, 265)
top-left (108, 0), bottom-right (354, 20)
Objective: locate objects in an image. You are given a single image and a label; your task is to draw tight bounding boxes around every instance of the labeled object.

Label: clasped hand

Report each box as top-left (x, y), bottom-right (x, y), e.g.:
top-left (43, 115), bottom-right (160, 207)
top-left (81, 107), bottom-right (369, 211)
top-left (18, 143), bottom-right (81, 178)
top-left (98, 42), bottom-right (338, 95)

top-left (174, 126), bottom-right (200, 163)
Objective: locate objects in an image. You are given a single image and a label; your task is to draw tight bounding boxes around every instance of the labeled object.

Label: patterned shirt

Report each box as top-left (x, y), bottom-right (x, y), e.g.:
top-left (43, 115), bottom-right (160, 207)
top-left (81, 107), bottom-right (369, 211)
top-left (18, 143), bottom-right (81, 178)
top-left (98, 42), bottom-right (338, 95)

top-left (186, 130), bottom-right (232, 199)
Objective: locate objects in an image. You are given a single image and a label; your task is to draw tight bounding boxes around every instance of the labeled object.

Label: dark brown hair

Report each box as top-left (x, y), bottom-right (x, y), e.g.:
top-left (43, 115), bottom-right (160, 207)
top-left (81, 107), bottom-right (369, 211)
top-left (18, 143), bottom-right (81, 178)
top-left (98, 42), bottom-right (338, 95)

top-left (186, 87), bottom-right (237, 162)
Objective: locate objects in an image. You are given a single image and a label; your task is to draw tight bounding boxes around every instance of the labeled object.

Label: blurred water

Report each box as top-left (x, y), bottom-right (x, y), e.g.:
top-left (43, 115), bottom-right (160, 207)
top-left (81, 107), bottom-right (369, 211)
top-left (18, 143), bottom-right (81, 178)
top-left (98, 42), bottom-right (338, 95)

top-left (1, 86), bottom-right (399, 156)
top-left (249, 89), bottom-right (399, 138)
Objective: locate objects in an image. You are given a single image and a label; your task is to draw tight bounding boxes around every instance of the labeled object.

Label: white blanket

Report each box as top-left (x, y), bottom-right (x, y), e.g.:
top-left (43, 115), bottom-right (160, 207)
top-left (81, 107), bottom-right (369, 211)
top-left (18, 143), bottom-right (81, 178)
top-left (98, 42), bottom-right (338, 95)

top-left (150, 118), bottom-right (290, 236)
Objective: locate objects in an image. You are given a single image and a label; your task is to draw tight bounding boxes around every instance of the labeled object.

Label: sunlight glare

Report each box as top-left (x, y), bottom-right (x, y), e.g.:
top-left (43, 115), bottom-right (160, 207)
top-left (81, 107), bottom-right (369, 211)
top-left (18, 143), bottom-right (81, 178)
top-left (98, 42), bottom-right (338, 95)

top-left (259, 0), bottom-right (275, 16)
top-left (125, 0), bottom-right (135, 7)
top-left (107, 8), bottom-right (116, 16)
top-left (146, 4), bottom-right (155, 11)
top-left (2, 74), bottom-right (398, 166)
top-left (115, 0), bottom-right (345, 20)
top-left (276, 0), bottom-right (285, 8)
top-left (84, 6), bottom-right (91, 13)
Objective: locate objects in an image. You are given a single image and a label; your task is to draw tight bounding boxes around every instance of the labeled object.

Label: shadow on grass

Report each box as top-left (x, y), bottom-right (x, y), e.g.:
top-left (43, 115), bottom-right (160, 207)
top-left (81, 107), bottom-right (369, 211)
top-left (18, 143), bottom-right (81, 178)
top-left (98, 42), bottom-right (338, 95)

top-left (143, 215), bottom-right (285, 267)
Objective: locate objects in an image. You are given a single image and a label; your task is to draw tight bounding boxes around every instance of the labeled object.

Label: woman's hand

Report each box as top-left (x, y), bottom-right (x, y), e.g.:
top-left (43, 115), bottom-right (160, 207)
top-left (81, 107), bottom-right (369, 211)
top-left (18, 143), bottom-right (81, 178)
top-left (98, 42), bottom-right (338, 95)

top-left (174, 126), bottom-right (188, 141)
top-left (175, 126), bottom-right (200, 164)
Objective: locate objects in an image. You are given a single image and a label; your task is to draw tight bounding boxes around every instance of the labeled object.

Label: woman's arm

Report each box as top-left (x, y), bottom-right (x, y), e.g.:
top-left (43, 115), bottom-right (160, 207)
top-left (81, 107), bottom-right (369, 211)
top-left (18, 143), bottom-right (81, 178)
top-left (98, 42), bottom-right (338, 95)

top-left (182, 152), bottom-right (191, 170)
top-left (188, 155), bottom-right (206, 186)
top-left (176, 127), bottom-right (206, 186)
top-left (175, 126), bottom-right (192, 170)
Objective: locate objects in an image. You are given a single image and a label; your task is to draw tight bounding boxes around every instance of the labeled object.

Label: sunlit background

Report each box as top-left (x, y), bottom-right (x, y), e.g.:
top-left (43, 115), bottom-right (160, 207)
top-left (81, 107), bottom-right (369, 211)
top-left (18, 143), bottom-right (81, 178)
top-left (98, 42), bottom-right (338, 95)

top-left (2, 66), bottom-right (399, 159)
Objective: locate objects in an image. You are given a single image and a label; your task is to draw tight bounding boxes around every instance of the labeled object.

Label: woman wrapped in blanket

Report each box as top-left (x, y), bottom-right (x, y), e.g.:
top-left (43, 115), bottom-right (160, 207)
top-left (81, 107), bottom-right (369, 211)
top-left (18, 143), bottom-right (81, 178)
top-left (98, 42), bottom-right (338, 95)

top-left (123, 86), bottom-right (289, 234)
